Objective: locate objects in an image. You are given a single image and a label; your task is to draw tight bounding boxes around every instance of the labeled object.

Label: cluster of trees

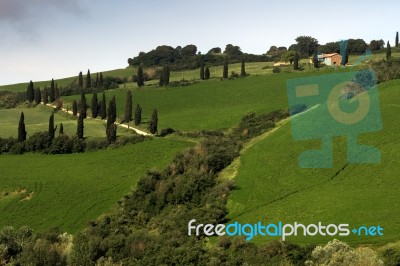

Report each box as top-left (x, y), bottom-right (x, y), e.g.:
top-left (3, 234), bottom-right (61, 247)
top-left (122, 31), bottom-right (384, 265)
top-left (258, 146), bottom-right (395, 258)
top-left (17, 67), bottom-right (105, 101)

top-left (26, 79), bottom-right (61, 105)
top-left (127, 44), bottom-right (270, 71)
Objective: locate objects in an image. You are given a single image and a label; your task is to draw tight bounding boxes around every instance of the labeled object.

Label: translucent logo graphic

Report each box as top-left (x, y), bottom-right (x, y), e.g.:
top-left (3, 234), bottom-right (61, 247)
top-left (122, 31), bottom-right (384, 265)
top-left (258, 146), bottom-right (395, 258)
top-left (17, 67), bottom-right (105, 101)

top-left (286, 45), bottom-right (382, 168)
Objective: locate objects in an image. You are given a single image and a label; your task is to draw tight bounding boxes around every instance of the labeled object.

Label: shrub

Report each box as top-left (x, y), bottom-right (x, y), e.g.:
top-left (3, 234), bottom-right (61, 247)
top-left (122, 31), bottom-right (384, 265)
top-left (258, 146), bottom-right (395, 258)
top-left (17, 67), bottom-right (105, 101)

top-left (85, 138), bottom-right (109, 151)
top-left (25, 131), bottom-right (52, 152)
top-left (159, 128), bottom-right (175, 137)
top-left (0, 137), bottom-right (17, 154)
top-left (72, 137), bottom-right (86, 153)
top-left (47, 135), bottom-right (74, 154)
top-left (9, 142), bottom-right (26, 155)
top-left (272, 66), bottom-right (281, 73)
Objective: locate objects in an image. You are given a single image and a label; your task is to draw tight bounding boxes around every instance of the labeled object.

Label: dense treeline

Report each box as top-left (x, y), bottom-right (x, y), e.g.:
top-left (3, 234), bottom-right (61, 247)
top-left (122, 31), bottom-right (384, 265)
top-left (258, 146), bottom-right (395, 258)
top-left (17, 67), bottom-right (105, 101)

top-left (127, 44), bottom-right (270, 71)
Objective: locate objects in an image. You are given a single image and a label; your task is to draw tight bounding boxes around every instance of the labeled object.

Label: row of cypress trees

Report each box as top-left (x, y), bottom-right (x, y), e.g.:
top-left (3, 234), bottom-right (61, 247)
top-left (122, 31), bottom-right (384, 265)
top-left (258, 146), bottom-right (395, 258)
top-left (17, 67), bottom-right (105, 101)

top-left (26, 79), bottom-right (60, 104)
top-left (201, 58), bottom-right (247, 80)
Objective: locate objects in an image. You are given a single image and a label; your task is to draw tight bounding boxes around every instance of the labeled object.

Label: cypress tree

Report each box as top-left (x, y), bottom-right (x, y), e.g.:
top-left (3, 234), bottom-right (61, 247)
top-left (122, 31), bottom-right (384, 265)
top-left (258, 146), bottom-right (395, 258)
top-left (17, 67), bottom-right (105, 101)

top-left (100, 92), bottom-right (107, 119)
top-left (76, 114), bottom-right (84, 139)
top-left (80, 90), bottom-right (87, 118)
top-left (72, 100), bottom-right (78, 116)
top-left (293, 52), bottom-right (299, 70)
top-left (387, 41), bottom-right (392, 60)
top-left (240, 58), bottom-right (246, 77)
top-left (149, 108), bottom-right (158, 134)
top-left (86, 69), bottom-right (91, 89)
top-left (106, 97), bottom-right (117, 143)
top-left (313, 51), bottom-right (319, 68)
top-left (223, 61), bottom-right (228, 79)
top-left (18, 112), bottom-right (27, 142)
top-left (396, 32), bottom-right (399, 48)
top-left (159, 69), bottom-right (164, 87)
top-left (91, 92), bottom-right (98, 118)
top-left (205, 67), bottom-right (210, 80)
top-left (34, 87), bottom-right (41, 104)
top-left (125, 90), bottom-right (132, 123)
top-left (164, 65), bottom-right (170, 86)
top-left (137, 66), bottom-right (144, 87)
top-left (59, 123), bottom-right (64, 135)
top-left (26, 80), bottom-right (34, 102)
top-left (42, 88), bottom-right (48, 104)
top-left (134, 104), bottom-right (142, 126)
top-left (200, 62), bottom-right (205, 80)
top-left (99, 72), bottom-right (104, 88)
top-left (48, 113), bottom-right (56, 140)
top-left (78, 71), bottom-right (83, 89)
top-left (50, 79), bottom-right (55, 102)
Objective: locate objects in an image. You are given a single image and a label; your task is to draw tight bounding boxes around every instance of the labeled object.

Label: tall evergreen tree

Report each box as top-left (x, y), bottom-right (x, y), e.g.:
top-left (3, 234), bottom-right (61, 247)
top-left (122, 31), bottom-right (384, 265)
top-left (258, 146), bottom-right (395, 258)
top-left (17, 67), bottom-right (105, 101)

top-left (396, 32), bottom-right (399, 48)
top-left (49, 79), bottom-right (55, 102)
top-left (59, 123), bottom-right (64, 135)
top-left (240, 58), bottom-right (246, 77)
top-left (76, 114), bottom-right (84, 139)
top-left (48, 113), bottom-right (56, 140)
top-left (313, 51), bottom-right (319, 68)
top-left (18, 112), bottom-right (27, 142)
top-left (134, 104), bottom-right (142, 126)
top-left (72, 100), bottom-right (78, 116)
top-left (223, 61), bottom-right (228, 79)
top-left (125, 90), bottom-right (132, 123)
top-left (26, 81), bottom-right (34, 102)
top-left (42, 88), bottom-right (48, 104)
top-left (159, 69), bottom-right (165, 87)
top-left (100, 92), bottom-right (107, 119)
top-left (136, 66), bottom-right (144, 87)
top-left (80, 90), bottom-right (87, 118)
top-left (200, 62), bottom-right (205, 80)
top-left (106, 97), bottom-right (117, 143)
top-left (34, 87), bottom-right (41, 104)
top-left (86, 69), bottom-right (91, 89)
top-left (91, 92), bottom-right (98, 118)
top-left (293, 52), bottom-right (299, 70)
top-left (164, 65), bottom-right (170, 86)
top-left (78, 71), bottom-right (83, 89)
top-left (204, 67), bottom-right (210, 80)
top-left (99, 72), bottom-right (104, 88)
top-left (387, 41), bottom-right (392, 60)
top-left (149, 108), bottom-right (158, 134)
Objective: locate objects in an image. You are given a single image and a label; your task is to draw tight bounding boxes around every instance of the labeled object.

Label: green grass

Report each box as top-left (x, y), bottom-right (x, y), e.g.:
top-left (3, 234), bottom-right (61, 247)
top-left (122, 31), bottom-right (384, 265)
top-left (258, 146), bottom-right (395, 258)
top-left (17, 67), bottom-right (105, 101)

top-left (0, 105), bottom-right (133, 139)
top-left (227, 79), bottom-right (400, 245)
top-left (0, 138), bottom-right (192, 233)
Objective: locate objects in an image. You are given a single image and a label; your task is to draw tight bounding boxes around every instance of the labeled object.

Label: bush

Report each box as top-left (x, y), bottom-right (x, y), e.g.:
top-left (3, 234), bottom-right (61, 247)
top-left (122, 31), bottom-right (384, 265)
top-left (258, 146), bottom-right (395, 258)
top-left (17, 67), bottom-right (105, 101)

top-left (25, 132), bottom-right (52, 152)
top-left (72, 137), bottom-right (86, 153)
top-left (381, 246), bottom-right (400, 266)
top-left (159, 128), bottom-right (175, 137)
top-left (272, 66), bottom-right (281, 73)
top-left (47, 135), bottom-right (74, 154)
top-left (85, 138), bottom-right (109, 151)
top-left (0, 137), bottom-right (17, 154)
top-left (9, 142), bottom-right (26, 155)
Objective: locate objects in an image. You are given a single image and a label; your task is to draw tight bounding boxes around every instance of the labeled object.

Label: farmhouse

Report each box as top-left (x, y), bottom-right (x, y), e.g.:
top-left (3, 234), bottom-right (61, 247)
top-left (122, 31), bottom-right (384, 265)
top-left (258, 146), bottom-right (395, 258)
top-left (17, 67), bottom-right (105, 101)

top-left (309, 53), bottom-right (342, 66)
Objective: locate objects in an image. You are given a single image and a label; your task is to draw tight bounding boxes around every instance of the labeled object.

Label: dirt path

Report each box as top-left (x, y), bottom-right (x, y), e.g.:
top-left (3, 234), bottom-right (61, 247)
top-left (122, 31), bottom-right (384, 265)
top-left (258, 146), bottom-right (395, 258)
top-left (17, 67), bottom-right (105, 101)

top-left (43, 103), bottom-right (151, 136)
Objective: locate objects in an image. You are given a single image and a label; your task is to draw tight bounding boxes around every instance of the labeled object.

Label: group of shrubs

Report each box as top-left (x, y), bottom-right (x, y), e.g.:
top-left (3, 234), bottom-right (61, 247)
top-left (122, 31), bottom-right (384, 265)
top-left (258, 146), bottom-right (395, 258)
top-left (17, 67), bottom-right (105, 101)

top-left (0, 133), bottom-right (146, 155)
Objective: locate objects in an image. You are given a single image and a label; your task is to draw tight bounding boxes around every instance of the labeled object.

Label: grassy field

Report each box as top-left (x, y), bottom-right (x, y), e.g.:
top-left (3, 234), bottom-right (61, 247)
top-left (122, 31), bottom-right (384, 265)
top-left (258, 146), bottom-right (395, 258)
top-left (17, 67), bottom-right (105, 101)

top-left (0, 138), bottom-right (192, 233)
top-left (226, 79), bottom-right (400, 245)
top-left (0, 105), bottom-right (133, 139)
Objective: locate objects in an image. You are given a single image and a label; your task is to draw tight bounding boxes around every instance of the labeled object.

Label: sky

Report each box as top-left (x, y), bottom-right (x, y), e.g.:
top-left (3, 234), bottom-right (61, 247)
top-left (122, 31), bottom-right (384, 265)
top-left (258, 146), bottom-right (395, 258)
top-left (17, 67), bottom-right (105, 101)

top-left (0, 0), bottom-right (399, 85)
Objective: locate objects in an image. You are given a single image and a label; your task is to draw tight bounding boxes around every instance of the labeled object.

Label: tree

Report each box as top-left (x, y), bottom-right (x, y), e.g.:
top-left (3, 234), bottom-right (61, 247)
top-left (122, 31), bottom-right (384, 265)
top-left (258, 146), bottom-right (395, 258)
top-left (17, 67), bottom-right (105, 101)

top-left (205, 67), bottom-right (210, 80)
top-left (18, 112), bottom-right (27, 142)
top-left (281, 51), bottom-right (296, 64)
top-left (240, 58), bottom-right (246, 77)
top-left (396, 32), bottom-right (399, 48)
top-left (125, 90), bottom-right (132, 123)
top-left (293, 52), bottom-right (299, 70)
top-left (86, 69), bottom-right (91, 89)
top-left (100, 92), bottom-right (106, 119)
top-left (207, 47), bottom-right (221, 54)
top-left (106, 96), bottom-right (117, 143)
top-left (50, 79), bottom-right (55, 102)
top-left (78, 71), bottom-right (83, 89)
top-left (34, 88), bottom-right (41, 104)
top-left (72, 100), bottom-right (78, 116)
top-left (223, 61), bottom-right (228, 79)
top-left (340, 40), bottom-right (348, 66)
top-left (387, 41), bottom-right (392, 60)
top-left (54, 84), bottom-right (60, 100)
top-left (164, 65), bottom-right (170, 86)
top-left (76, 114), bottom-right (84, 139)
top-left (42, 88), bottom-right (48, 104)
top-left (95, 73), bottom-right (99, 88)
top-left (59, 123), bottom-right (64, 135)
top-left (180, 44), bottom-right (197, 57)
top-left (26, 81), bottom-right (34, 102)
top-left (136, 66), bottom-right (144, 87)
top-left (295, 36), bottom-right (319, 56)
top-left (134, 104), bottom-right (142, 126)
top-left (369, 39), bottom-right (385, 51)
top-left (48, 113), bottom-right (56, 140)
top-left (149, 108), bottom-right (158, 134)
top-left (223, 44), bottom-right (243, 56)
top-left (99, 72), bottom-right (104, 88)
top-left (200, 62), bottom-right (205, 80)
top-left (91, 92), bottom-right (98, 118)
top-left (80, 90), bottom-right (87, 118)
top-left (313, 51), bottom-right (319, 68)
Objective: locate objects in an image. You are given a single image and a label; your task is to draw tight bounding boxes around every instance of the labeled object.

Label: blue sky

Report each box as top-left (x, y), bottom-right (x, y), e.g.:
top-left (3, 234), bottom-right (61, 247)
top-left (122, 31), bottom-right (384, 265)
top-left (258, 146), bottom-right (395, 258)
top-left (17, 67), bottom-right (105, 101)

top-left (0, 0), bottom-right (398, 85)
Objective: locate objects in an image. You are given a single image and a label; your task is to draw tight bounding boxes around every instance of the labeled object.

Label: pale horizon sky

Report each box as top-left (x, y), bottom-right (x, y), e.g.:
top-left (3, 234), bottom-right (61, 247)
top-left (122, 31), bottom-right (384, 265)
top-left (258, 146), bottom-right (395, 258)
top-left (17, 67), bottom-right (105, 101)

top-left (0, 0), bottom-right (399, 85)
